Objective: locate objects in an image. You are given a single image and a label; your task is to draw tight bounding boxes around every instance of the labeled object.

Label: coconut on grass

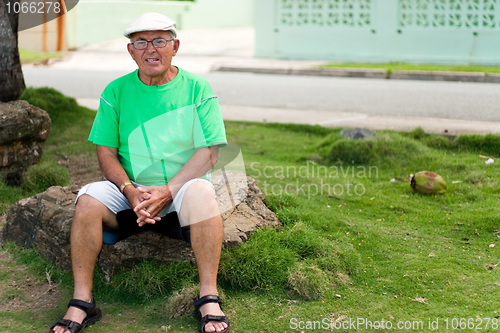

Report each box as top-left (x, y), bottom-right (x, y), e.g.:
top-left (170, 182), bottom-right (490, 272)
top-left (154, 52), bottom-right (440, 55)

top-left (410, 171), bottom-right (447, 194)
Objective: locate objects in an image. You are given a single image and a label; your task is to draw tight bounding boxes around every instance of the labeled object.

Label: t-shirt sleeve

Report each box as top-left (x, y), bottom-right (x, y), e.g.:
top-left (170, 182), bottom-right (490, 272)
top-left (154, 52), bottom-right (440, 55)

top-left (88, 94), bottom-right (120, 148)
top-left (193, 84), bottom-right (227, 149)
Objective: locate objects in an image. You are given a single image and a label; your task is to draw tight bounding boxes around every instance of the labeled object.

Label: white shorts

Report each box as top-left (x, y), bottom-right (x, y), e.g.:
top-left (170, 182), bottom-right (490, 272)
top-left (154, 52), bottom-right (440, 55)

top-left (76, 178), bottom-right (211, 244)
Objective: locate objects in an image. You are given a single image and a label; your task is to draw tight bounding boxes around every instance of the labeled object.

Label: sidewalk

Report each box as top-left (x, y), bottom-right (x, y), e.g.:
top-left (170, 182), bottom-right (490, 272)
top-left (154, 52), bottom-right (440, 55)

top-left (49, 26), bottom-right (500, 136)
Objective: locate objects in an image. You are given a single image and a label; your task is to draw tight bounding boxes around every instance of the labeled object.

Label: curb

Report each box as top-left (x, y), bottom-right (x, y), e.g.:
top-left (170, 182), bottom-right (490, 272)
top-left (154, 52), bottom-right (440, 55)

top-left (390, 70), bottom-right (485, 83)
top-left (213, 66), bottom-right (387, 79)
top-left (292, 67), bottom-right (386, 79)
top-left (485, 73), bottom-right (500, 83)
top-left (213, 66), bottom-right (500, 83)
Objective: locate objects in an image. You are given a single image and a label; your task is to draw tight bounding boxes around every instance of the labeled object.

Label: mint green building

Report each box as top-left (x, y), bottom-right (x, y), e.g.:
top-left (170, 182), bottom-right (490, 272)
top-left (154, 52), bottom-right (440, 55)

top-left (19, 0), bottom-right (255, 51)
top-left (66, 0), bottom-right (254, 48)
top-left (255, 0), bottom-right (500, 64)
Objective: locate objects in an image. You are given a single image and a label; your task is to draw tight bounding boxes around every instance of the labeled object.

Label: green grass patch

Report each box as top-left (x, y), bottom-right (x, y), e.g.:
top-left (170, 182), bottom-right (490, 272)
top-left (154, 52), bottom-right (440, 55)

top-left (0, 182), bottom-right (27, 215)
top-left (21, 161), bottom-right (70, 193)
top-left (1, 89), bottom-right (499, 332)
top-left (19, 87), bottom-right (96, 154)
top-left (0, 87), bottom-right (95, 214)
top-left (111, 260), bottom-right (199, 300)
top-left (19, 49), bottom-right (64, 64)
top-left (1, 242), bottom-right (69, 286)
top-left (319, 62), bottom-right (500, 74)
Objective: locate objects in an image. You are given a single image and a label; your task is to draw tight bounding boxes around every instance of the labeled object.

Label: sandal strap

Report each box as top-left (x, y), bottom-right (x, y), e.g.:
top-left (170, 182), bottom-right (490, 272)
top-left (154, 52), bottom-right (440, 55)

top-left (68, 298), bottom-right (95, 313)
top-left (50, 298), bottom-right (102, 333)
top-left (193, 295), bottom-right (222, 308)
top-left (202, 314), bottom-right (228, 323)
top-left (199, 314), bottom-right (230, 333)
top-left (50, 319), bottom-right (83, 333)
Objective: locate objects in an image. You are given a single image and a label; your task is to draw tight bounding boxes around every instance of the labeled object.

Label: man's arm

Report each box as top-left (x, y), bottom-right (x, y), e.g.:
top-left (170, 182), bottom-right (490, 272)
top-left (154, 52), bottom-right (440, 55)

top-left (96, 145), bottom-right (159, 225)
top-left (169, 145), bottom-right (219, 196)
top-left (133, 146), bottom-right (219, 223)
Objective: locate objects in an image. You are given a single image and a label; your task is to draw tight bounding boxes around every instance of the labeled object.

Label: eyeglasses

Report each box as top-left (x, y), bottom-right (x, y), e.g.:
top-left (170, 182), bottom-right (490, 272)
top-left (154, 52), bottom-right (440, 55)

top-left (131, 38), bottom-right (173, 50)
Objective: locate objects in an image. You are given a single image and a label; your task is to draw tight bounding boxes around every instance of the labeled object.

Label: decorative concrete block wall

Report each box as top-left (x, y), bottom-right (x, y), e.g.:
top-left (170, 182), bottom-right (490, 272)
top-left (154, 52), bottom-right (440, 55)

top-left (255, 0), bottom-right (500, 64)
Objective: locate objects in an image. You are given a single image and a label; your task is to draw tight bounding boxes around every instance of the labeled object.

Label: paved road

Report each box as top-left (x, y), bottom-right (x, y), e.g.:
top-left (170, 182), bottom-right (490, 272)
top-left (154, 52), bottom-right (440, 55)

top-left (22, 67), bottom-right (125, 102)
top-left (207, 72), bottom-right (500, 122)
top-left (23, 67), bottom-right (500, 122)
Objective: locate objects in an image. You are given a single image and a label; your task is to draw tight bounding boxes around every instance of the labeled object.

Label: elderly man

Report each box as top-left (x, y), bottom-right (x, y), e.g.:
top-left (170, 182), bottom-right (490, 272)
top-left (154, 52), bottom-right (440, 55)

top-left (50, 12), bottom-right (229, 333)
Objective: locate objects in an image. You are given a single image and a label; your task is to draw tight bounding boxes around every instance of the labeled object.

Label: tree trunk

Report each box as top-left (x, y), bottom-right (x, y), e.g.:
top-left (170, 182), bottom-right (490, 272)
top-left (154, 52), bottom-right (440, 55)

top-left (0, 0), bottom-right (25, 102)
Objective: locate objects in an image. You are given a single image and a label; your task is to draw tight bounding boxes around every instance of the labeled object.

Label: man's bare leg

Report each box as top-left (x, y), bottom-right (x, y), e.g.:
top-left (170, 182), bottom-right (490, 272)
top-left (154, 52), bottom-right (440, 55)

top-left (180, 181), bottom-right (228, 333)
top-left (51, 195), bottom-right (117, 333)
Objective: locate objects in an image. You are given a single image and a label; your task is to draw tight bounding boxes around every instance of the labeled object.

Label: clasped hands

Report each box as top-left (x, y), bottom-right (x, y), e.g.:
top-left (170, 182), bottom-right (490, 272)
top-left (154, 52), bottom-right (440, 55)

top-left (130, 185), bottom-right (173, 227)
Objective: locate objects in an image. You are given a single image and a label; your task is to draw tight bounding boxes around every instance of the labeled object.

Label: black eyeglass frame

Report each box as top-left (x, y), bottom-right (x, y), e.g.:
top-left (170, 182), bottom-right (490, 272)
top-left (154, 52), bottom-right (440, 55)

top-left (130, 38), bottom-right (174, 50)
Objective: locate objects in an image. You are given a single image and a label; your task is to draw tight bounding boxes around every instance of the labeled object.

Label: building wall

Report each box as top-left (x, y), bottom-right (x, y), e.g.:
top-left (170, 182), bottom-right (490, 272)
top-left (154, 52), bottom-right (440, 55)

top-left (19, 17), bottom-right (66, 53)
top-left (255, 0), bottom-right (500, 65)
top-left (19, 0), bottom-right (255, 51)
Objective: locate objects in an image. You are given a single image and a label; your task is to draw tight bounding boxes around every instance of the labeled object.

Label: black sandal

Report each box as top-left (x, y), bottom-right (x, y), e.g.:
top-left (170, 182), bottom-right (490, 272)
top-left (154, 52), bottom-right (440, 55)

top-left (50, 298), bottom-right (102, 333)
top-left (193, 295), bottom-right (230, 333)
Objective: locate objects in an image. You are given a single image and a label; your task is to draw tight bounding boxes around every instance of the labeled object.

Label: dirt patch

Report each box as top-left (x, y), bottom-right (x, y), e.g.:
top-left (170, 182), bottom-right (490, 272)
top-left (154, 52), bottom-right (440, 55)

top-left (0, 142), bottom-right (105, 323)
top-left (0, 152), bottom-right (101, 314)
top-left (0, 214), bottom-right (5, 236)
top-left (60, 154), bottom-right (103, 186)
top-left (0, 250), bottom-right (62, 312)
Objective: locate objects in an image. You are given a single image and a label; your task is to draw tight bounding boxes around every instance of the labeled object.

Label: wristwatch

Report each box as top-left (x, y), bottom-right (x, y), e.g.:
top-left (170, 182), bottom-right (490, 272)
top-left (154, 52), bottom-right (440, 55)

top-left (120, 181), bottom-right (133, 193)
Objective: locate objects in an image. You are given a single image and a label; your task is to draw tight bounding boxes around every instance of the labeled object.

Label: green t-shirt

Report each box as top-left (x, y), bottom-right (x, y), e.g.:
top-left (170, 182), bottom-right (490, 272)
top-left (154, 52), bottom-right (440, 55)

top-left (88, 67), bottom-right (227, 186)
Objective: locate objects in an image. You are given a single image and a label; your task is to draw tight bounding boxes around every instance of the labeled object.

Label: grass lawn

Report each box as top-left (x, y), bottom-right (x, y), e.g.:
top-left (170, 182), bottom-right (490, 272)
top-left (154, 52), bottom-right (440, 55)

top-left (319, 62), bottom-right (500, 74)
top-left (19, 49), bottom-right (65, 65)
top-left (0, 88), bottom-right (499, 332)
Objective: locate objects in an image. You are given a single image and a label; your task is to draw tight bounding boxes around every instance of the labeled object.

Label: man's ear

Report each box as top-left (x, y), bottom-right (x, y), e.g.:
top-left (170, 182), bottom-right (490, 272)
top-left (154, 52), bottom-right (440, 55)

top-left (172, 39), bottom-right (180, 56)
top-left (127, 43), bottom-right (135, 59)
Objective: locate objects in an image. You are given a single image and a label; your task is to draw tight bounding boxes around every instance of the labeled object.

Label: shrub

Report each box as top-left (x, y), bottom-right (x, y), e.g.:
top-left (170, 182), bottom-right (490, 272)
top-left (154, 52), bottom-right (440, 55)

top-left (314, 239), bottom-right (360, 275)
top-left (279, 222), bottom-right (325, 258)
top-left (409, 127), bottom-right (427, 140)
top-left (219, 229), bottom-right (296, 290)
top-left (112, 260), bottom-right (198, 299)
top-left (265, 194), bottom-right (302, 226)
top-left (21, 161), bottom-right (71, 193)
top-left (425, 135), bottom-right (454, 150)
top-left (288, 261), bottom-right (332, 300)
top-left (19, 87), bottom-right (79, 124)
top-left (321, 132), bottom-right (431, 169)
top-left (265, 193), bottom-right (299, 211)
top-left (326, 139), bottom-right (375, 164)
top-left (455, 134), bottom-right (500, 156)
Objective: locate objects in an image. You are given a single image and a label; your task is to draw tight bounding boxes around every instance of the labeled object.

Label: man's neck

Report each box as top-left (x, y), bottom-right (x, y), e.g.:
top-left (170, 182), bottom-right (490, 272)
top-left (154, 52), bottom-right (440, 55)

top-left (139, 66), bottom-right (179, 86)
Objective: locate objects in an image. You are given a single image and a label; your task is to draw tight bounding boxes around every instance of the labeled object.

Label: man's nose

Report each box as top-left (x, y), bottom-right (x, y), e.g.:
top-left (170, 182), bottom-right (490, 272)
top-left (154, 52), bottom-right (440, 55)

top-left (145, 41), bottom-right (157, 52)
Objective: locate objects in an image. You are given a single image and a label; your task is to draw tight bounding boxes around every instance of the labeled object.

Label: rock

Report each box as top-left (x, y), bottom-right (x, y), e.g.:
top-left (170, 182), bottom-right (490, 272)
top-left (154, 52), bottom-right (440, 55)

top-left (340, 128), bottom-right (376, 140)
top-left (0, 100), bottom-right (51, 185)
top-left (1, 175), bottom-right (281, 279)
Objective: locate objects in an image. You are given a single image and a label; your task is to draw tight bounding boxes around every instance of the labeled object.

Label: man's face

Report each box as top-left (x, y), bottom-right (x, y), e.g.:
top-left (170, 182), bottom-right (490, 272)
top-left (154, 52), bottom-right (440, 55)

top-left (127, 30), bottom-right (179, 84)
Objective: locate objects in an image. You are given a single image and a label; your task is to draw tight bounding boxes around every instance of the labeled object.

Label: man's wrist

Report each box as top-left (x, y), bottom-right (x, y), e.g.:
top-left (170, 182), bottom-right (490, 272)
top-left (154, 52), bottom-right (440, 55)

top-left (120, 181), bottom-right (133, 193)
top-left (165, 183), bottom-right (172, 197)
top-left (166, 182), bottom-right (182, 199)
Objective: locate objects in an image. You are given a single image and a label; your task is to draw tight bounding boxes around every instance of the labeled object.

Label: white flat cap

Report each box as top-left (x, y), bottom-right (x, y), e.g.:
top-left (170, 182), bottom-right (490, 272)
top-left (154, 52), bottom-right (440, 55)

top-left (123, 12), bottom-right (177, 39)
